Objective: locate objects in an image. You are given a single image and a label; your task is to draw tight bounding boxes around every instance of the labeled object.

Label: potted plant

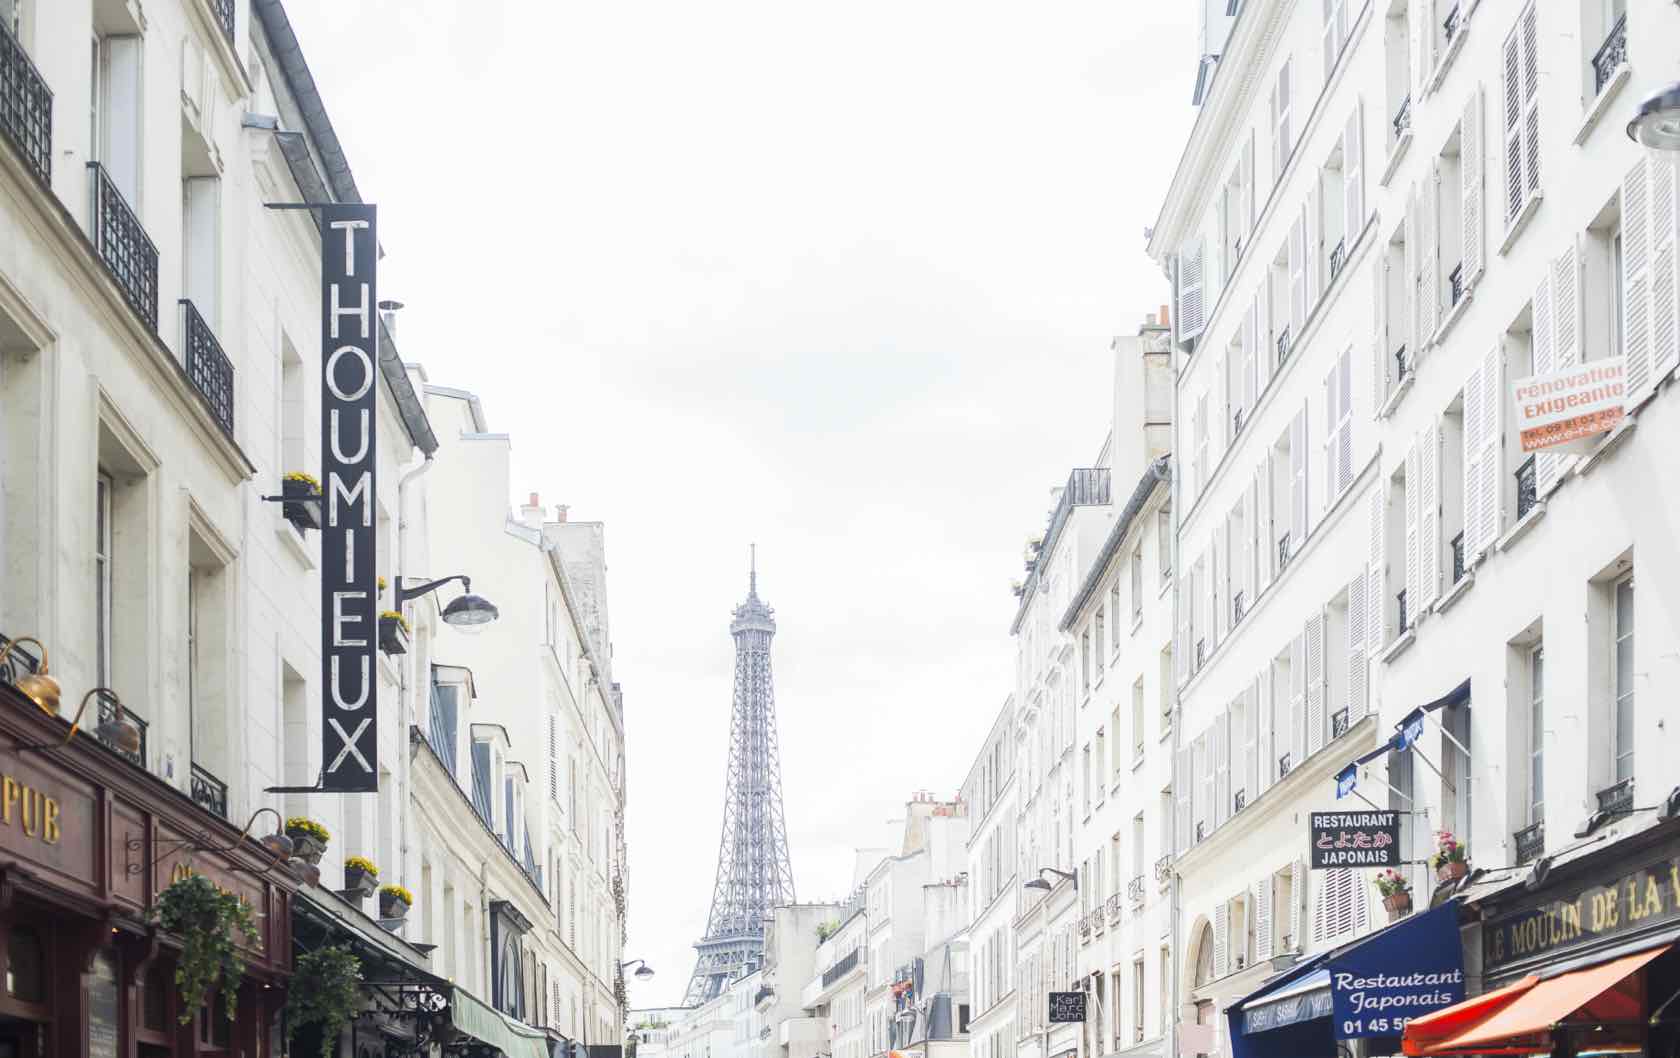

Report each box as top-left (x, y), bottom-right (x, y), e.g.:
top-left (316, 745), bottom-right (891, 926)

top-left (378, 611), bottom-right (409, 656)
top-left (816, 919), bottom-right (839, 943)
top-left (286, 945), bottom-right (362, 1058)
top-left (282, 472), bottom-right (322, 532)
top-left (377, 576), bottom-right (388, 599)
top-left (378, 884), bottom-right (413, 920)
top-left (1375, 868), bottom-right (1413, 920)
top-left (285, 817), bottom-right (330, 866)
top-left (1431, 831), bottom-right (1469, 884)
top-left (343, 856), bottom-right (379, 898)
top-left (151, 875), bottom-right (261, 1024)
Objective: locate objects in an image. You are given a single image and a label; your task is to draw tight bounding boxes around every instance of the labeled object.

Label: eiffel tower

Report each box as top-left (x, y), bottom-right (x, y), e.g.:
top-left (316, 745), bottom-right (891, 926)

top-left (685, 548), bottom-right (797, 1006)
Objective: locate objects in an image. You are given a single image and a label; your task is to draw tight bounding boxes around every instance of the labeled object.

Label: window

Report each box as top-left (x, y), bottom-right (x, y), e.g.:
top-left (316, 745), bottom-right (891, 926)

top-left (1614, 575), bottom-right (1634, 782)
top-left (1094, 610), bottom-right (1106, 679)
top-left (1080, 630), bottom-right (1092, 696)
top-left (1443, 697), bottom-right (1472, 839)
top-left (7, 924), bottom-right (44, 1002)
top-left (1502, 2), bottom-right (1540, 227)
top-left (1131, 545), bottom-right (1144, 620)
top-left (1111, 705), bottom-right (1123, 777)
top-left (1441, 396), bottom-right (1466, 585)
top-left (95, 471), bottom-right (112, 687)
top-left (1322, 0), bottom-right (1349, 81)
top-left (1580, 0), bottom-right (1627, 105)
top-left (1160, 648), bottom-right (1173, 728)
top-left (1324, 348), bottom-right (1353, 502)
top-left (1193, 391), bottom-right (1209, 499)
top-left (1529, 644), bottom-right (1544, 823)
top-left (1110, 581), bottom-right (1123, 646)
top-left (1159, 948), bottom-right (1170, 1033)
top-left (1082, 744), bottom-right (1092, 817)
top-left (1158, 508), bottom-right (1172, 578)
top-left (1132, 679), bottom-right (1146, 761)
top-left (1389, 742), bottom-right (1416, 877)
top-left (1376, 226), bottom-right (1409, 407)
top-left (1384, 0), bottom-right (1413, 151)
top-left (1094, 729), bottom-right (1107, 805)
top-left (1271, 57), bottom-right (1294, 182)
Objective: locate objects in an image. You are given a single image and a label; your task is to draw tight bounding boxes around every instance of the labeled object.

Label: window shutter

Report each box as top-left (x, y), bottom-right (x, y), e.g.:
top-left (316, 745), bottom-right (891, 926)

top-left (1501, 22), bottom-right (1522, 221)
top-left (1176, 577), bottom-right (1192, 685)
top-left (1256, 459), bottom-right (1272, 592)
top-left (1324, 362), bottom-right (1340, 509)
top-left (1305, 612), bottom-right (1326, 754)
top-left (1403, 186), bottom-right (1419, 361)
top-left (1257, 285), bottom-right (1273, 392)
top-left (1625, 157), bottom-right (1655, 406)
top-left (1213, 900), bottom-right (1230, 979)
top-left (1348, 572), bottom-right (1368, 724)
top-left (1404, 441), bottom-right (1420, 612)
top-left (1270, 84), bottom-right (1282, 183)
top-left (1180, 239), bottom-right (1207, 343)
top-left (1256, 672), bottom-right (1274, 795)
top-left (1243, 303), bottom-right (1259, 414)
top-left (1254, 875), bottom-right (1275, 961)
top-left (1175, 743), bottom-right (1192, 851)
top-left (1368, 485), bottom-right (1387, 651)
top-left (1462, 357), bottom-right (1486, 564)
top-left (1520, 4), bottom-right (1539, 201)
top-left (1307, 182), bottom-right (1323, 308)
top-left (1650, 154), bottom-right (1679, 384)
top-left (1532, 263), bottom-right (1566, 498)
top-left (1196, 392), bottom-right (1210, 498)
top-left (1244, 683), bottom-right (1259, 803)
top-left (1289, 633), bottom-right (1306, 766)
top-left (1213, 710), bottom-right (1230, 828)
top-left (1213, 523), bottom-right (1227, 644)
top-left (1322, 0), bottom-right (1336, 83)
top-left (1420, 162), bottom-right (1440, 342)
top-left (1337, 350), bottom-right (1354, 495)
top-left (1289, 860), bottom-right (1304, 951)
top-left (1418, 421), bottom-right (1441, 611)
top-left (1196, 731), bottom-right (1212, 839)
top-left (1477, 343), bottom-right (1503, 555)
top-left (1244, 131), bottom-right (1257, 237)
top-left (1289, 214), bottom-right (1307, 338)
top-left (1415, 0), bottom-right (1435, 97)
top-left (1242, 481), bottom-right (1256, 609)
top-left (548, 715), bottom-right (560, 801)
top-left (1291, 405), bottom-right (1309, 551)
top-left (1374, 254), bottom-right (1390, 411)
top-left (1214, 350), bottom-right (1230, 457)
top-left (1462, 85), bottom-right (1485, 284)
top-left (1344, 101), bottom-right (1364, 248)
top-left (1278, 60), bottom-right (1293, 179)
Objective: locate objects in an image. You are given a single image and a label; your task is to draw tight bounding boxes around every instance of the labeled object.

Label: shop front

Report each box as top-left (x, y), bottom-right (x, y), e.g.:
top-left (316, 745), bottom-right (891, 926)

top-left (1403, 823), bottom-right (1680, 1058)
top-left (0, 680), bottom-right (296, 1058)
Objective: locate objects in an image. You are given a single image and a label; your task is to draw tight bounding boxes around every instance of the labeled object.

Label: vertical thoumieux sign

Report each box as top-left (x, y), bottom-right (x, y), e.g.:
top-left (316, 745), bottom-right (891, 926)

top-left (320, 204), bottom-right (378, 792)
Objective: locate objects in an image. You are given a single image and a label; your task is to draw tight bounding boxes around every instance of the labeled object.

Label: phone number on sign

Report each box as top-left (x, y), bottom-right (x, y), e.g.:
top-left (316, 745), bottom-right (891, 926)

top-left (1341, 1016), bottom-right (1414, 1036)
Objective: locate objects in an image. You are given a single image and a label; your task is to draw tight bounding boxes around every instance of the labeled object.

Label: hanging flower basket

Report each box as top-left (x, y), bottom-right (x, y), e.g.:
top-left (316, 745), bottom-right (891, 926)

top-left (378, 885), bottom-right (413, 920)
top-left (283, 473), bottom-right (322, 532)
top-left (150, 875), bottom-right (260, 1024)
top-left (378, 612), bottom-right (409, 656)
top-left (343, 857), bottom-right (379, 898)
top-left (1430, 831), bottom-right (1469, 884)
top-left (285, 817), bottom-right (330, 866)
top-left (286, 945), bottom-right (362, 1058)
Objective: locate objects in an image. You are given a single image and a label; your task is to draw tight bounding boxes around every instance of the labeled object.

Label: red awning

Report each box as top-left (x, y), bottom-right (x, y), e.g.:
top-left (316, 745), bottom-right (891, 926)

top-left (1403, 945), bottom-right (1668, 1056)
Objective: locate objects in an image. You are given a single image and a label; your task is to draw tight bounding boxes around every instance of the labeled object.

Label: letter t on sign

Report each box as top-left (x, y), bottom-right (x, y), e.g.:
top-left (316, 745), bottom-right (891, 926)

top-left (319, 204), bottom-right (379, 793)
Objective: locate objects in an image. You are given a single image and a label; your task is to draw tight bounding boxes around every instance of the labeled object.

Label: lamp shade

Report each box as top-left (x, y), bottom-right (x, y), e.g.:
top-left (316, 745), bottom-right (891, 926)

top-left (1627, 81), bottom-right (1680, 151)
top-left (441, 592), bottom-right (499, 629)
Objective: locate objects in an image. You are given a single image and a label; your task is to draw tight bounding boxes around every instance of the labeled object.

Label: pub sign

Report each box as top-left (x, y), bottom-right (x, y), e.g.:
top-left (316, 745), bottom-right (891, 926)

top-left (1485, 850), bottom-right (1680, 974)
top-left (1310, 811), bottom-right (1401, 868)
top-left (320, 204), bottom-right (379, 792)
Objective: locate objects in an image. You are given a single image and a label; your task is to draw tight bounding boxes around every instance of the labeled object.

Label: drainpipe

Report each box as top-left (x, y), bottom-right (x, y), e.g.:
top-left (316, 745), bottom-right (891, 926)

top-left (396, 452), bottom-right (434, 891)
top-left (1167, 252), bottom-right (1183, 1058)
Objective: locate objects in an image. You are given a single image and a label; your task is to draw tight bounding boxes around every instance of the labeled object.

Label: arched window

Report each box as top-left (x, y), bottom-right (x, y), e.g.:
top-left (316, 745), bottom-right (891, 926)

top-left (1192, 921), bottom-right (1215, 989)
top-left (500, 935), bottom-right (524, 1018)
top-left (7, 925), bottom-right (45, 1002)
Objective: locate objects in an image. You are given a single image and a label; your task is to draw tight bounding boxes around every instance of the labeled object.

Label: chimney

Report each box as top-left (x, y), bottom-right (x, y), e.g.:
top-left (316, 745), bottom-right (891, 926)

top-left (555, 504), bottom-right (569, 523)
top-left (520, 492), bottom-right (544, 530)
top-left (1158, 304), bottom-right (1170, 328)
top-left (378, 299), bottom-right (405, 338)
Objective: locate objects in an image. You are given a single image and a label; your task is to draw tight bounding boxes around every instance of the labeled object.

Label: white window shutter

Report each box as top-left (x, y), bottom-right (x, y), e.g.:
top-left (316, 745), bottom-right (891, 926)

top-left (1270, 84), bottom-right (1282, 182)
top-left (1256, 460), bottom-right (1273, 591)
top-left (1306, 612), bottom-right (1326, 754)
top-left (1243, 303), bottom-right (1259, 413)
top-left (1418, 421), bottom-right (1440, 610)
top-left (1650, 153), bottom-right (1679, 384)
top-left (1501, 21), bottom-right (1523, 222)
top-left (1624, 157), bottom-right (1655, 407)
top-left (1213, 711), bottom-right (1230, 828)
top-left (1520, 5), bottom-right (1540, 201)
top-left (1215, 349), bottom-right (1230, 456)
top-left (1462, 358), bottom-right (1487, 564)
top-left (1290, 214), bottom-right (1307, 339)
top-left (1322, 0), bottom-right (1338, 84)
top-left (1461, 85), bottom-right (1484, 284)
top-left (1213, 900), bottom-right (1230, 979)
top-left (1324, 364), bottom-right (1339, 509)
top-left (1180, 238), bottom-right (1207, 343)
top-left (1176, 579), bottom-right (1192, 685)
top-left (1278, 60), bottom-right (1293, 178)
top-left (1416, 0), bottom-right (1435, 97)
top-left (1254, 875), bottom-right (1274, 961)
top-left (1257, 285), bottom-right (1273, 391)
top-left (1213, 524), bottom-right (1227, 645)
top-left (1244, 130), bottom-right (1257, 237)
top-left (1404, 186), bottom-right (1420, 360)
top-left (1348, 572), bottom-right (1368, 724)
top-left (1256, 672), bottom-right (1274, 794)
top-left (1289, 860), bottom-right (1304, 951)
top-left (1307, 182), bottom-right (1323, 307)
top-left (1475, 343), bottom-right (1504, 555)
top-left (1420, 162), bottom-right (1440, 341)
top-left (1197, 392), bottom-right (1210, 497)
top-left (1244, 683), bottom-right (1259, 802)
top-left (1289, 633), bottom-right (1306, 766)
top-left (1344, 101), bottom-right (1364, 248)
top-left (1374, 254), bottom-right (1390, 411)
top-left (1532, 263), bottom-right (1566, 498)
top-left (1196, 731), bottom-right (1212, 838)
top-left (1175, 745), bottom-right (1193, 851)
top-left (1404, 441), bottom-right (1421, 612)
top-left (1242, 481), bottom-right (1256, 608)
top-left (1368, 484), bottom-right (1387, 650)
top-left (1337, 349), bottom-right (1354, 495)
top-left (1291, 405), bottom-right (1309, 552)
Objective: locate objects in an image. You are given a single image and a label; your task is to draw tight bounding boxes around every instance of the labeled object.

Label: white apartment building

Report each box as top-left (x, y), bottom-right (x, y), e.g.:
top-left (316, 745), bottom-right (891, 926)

top-left (1064, 321), bottom-right (1176, 1058)
top-left (760, 904), bottom-right (846, 1058)
top-left (807, 895), bottom-right (871, 1058)
top-left (963, 698), bottom-right (1020, 1058)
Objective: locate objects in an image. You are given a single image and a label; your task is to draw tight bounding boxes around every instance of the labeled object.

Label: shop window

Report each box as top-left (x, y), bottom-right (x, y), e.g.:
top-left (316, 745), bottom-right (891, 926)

top-left (5, 927), bottom-right (43, 1002)
top-left (142, 963), bottom-right (168, 1031)
top-left (198, 999), bottom-right (231, 1049)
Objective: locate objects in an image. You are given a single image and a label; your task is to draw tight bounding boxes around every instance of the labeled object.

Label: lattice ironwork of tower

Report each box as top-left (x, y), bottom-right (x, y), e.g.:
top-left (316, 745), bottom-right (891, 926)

top-left (685, 551), bottom-right (796, 1006)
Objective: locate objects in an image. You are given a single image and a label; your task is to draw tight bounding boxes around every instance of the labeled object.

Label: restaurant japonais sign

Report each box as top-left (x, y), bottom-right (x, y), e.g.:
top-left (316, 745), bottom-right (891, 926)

top-left (1311, 811), bottom-right (1400, 868)
top-left (1485, 851), bottom-right (1680, 973)
top-left (320, 204), bottom-right (378, 793)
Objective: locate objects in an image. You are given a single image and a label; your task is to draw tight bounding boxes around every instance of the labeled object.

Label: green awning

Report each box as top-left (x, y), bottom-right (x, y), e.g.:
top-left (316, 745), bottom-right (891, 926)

top-left (449, 988), bottom-right (549, 1058)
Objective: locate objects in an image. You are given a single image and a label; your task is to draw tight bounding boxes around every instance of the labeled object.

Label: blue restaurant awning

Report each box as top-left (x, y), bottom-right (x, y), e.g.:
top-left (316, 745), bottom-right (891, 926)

top-left (1228, 903), bottom-right (1467, 1058)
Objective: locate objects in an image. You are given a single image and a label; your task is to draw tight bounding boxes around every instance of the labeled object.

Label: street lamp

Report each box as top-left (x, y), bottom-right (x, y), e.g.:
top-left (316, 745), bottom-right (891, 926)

top-left (620, 959), bottom-right (656, 980)
top-left (1023, 866), bottom-right (1078, 892)
top-left (396, 575), bottom-right (500, 633)
top-left (1627, 81), bottom-right (1680, 151)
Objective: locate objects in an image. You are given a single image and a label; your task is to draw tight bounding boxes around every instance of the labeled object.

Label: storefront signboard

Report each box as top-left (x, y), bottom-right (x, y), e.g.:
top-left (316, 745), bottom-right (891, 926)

top-left (1485, 850), bottom-right (1680, 974)
top-left (319, 204), bottom-right (379, 793)
top-left (1310, 811), bottom-right (1401, 868)
top-left (1329, 903), bottom-right (1464, 1038)
top-left (1049, 992), bottom-right (1086, 1023)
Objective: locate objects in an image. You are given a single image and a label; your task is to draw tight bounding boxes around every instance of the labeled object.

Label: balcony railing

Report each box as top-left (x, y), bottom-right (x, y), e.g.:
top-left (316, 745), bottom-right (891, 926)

top-left (1392, 95), bottom-right (1412, 141)
top-left (1079, 915), bottom-right (1092, 942)
top-left (1451, 531), bottom-right (1466, 583)
top-left (1233, 407), bottom-right (1246, 438)
top-left (1516, 456), bottom-right (1538, 520)
top-left (1513, 821), bottom-right (1545, 866)
top-left (1195, 639), bottom-right (1206, 672)
top-left (1108, 892), bottom-right (1125, 923)
top-left (1329, 239), bottom-right (1347, 281)
top-left (1278, 534), bottom-right (1293, 572)
top-left (0, 633), bottom-right (40, 688)
top-left (87, 162), bottom-right (159, 332)
top-left (1449, 262), bottom-right (1465, 307)
top-left (1233, 590), bottom-right (1246, 626)
top-left (180, 300), bottom-right (235, 436)
top-left (1592, 14), bottom-right (1627, 96)
top-left (1276, 326), bottom-right (1292, 366)
top-left (1127, 875), bottom-right (1146, 905)
top-left (1194, 820), bottom-right (1206, 843)
top-left (191, 763), bottom-right (228, 820)
top-left (210, 0), bottom-right (236, 46)
top-left (1331, 708), bottom-right (1350, 738)
top-left (1443, 4), bottom-right (1462, 44)
top-left (1278, 752), bottom-right (1293, 778)
top-left (1233, 788), bottom-right (1247, 814)
top-left (1597, 778), bottom-right (1635, 819)
top-left (1397, 589), bottom-right (1409, 633)
top-left (1154, 854), bottom-right (1172, 887)
top-left (821, 948), bottom-right (860, 988)
top-left (1395, 345), bottom-right (1409, 384)
top-left (0, 17), bottom-right (52, 185)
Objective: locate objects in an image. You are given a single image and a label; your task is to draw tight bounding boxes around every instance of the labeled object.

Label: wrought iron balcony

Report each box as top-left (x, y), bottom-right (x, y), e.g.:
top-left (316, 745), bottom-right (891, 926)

top-left (1079, 915), bottom-right (1092, 942)
top-left (1513, 821), bottom-right (1544, 865)
top-left (87, 162), bottom-right (159, 332)
top-left (1278, 752), bottom-right (1293, 778)
top-left (1395, 345), bottom-right (1409, 384)
top-left (1135, 1027), bottom-right (1145, 1044)
top-left (1442, 4), bottom-right (1461, 44)
top-left (1233, 590), bottom-right (1246, 626)
top-left (1449, 262), bottom-right (1465, 307)
top-left (1333, 709), bottom-right (1351, 738)
top-left (1278, 534), bottom-right (1293, 572)
top-left (0, 633), bottom-right (40, 687)
top-left (1127, 875), bottom-right (1146, 905)
top-left (1194, 639), bottom-right (1206, 672)
top-left (1329, 239), bottom-right (1347, 281)
top-left (1233, 407), bottom-right (1245, 438)
top-left (1108, 892), bottom-right (1125, 923)
top-left (191, 762), bottom-right (228, 820)
top-left (210, 0), bottom-right (236, 46)
top-left (1154, 855), bottom-right (1172, 886)
top-left (1092, 906), bottom-right (1106, 934)
top-left (1397, 589), bottom-right (1409, 633)
top-left (1194, 820), bottom-right (1206, 843)
top-left (1516, 455), bottom-right (1538, 519)
top-left (1592, 14), bottom-right (1627, 96)
top-left (179, 300), bottom-right (235, 436)
top-left (1276, 326), bottom-right (1292, 366)
top-left (0, 16), bottom-right (52, 185)
top-left (1597, 778), bottom-right (1635, 819)
top-left (821, 948), bottom-right (860, 988)
top-left (1233, 788), bottom-right (1247, 814)
top-left (1392, 95), bottom-right (1412, 141)
top-left (1451, 531), bottom-right (1466, 583)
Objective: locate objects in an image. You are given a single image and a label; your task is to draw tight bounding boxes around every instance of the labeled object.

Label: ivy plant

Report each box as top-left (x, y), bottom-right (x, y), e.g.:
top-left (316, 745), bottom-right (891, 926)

top-left (151, 875), bottom-right (261, 1024)
top-left (286, 945), bottom-right (362, 1058)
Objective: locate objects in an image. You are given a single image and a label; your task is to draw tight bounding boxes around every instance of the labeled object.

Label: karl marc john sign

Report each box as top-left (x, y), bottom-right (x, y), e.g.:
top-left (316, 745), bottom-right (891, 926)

top-left (1486, 851), bottom-right (1680, 972)
top-left (320, 204), bottom-right (379, 793)
top-left (1310, 811), bottom-right (1401, 868)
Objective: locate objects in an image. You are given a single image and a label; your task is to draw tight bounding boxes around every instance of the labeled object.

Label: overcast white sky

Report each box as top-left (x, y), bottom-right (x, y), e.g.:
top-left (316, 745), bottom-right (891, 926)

top-left (283, 0), bottom-right (1199, 1011)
